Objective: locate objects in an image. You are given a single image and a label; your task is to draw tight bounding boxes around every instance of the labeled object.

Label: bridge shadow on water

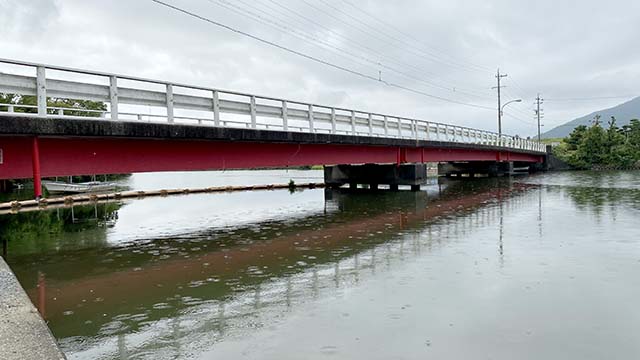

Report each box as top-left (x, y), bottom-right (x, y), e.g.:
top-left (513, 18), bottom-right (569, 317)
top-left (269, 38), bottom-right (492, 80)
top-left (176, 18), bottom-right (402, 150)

top-left (1, 177), bottom-right (538, 359)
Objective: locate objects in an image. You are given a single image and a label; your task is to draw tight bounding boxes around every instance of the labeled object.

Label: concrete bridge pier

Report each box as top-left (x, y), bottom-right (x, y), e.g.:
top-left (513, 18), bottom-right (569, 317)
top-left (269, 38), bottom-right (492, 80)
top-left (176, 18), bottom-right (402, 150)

top-left (438, 161), bottom-right (532, 178)
top-left (324, 164), bottom-right (427, 191)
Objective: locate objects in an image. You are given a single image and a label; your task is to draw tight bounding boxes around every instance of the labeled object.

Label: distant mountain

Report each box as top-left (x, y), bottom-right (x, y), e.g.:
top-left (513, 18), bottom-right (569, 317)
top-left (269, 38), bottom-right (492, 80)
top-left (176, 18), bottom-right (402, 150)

top-left (541, 96), bottom-right (640, 139)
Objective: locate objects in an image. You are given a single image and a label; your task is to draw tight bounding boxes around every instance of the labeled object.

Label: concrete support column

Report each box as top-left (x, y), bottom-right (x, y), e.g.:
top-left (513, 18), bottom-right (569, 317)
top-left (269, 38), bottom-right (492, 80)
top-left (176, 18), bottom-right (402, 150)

top-left (438, 161), bottom-right (520, 178)
top-left (31, 137), bottom-right (42, 199)
top-left (324, 164), bottom-right (426, 190)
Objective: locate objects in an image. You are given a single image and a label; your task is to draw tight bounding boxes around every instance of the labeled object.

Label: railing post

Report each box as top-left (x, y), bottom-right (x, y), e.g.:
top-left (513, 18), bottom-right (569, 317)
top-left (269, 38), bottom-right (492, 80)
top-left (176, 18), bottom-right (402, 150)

top-left (212, 90), bottom-right (220, 127)
top-left (368, 113), bottom-right (373, 136)
top-left (383, 116), bottom-right (388, 136)
top-left (330, 108), bottom-right (336, 134)
top-left (350, 111), bottom-right (356, 135)
top-left (166, 84), bottom-right (174, 123)
top-left (282, 100), bottom-right (288, 131)
top-left (308, 104), bottom-right (315, 132)
top-left (435, 124), bottom-right (440, 140)
top-left (250, 96), bottom-right (257, 129)
top-left (36, 66), bottom-right (47, 116)
top-left (425, 122), bottom-right (430, 140)
top-left (397, 118), bottom-right (402, 137)
top-left (109, 76), bottom-right (118, 120)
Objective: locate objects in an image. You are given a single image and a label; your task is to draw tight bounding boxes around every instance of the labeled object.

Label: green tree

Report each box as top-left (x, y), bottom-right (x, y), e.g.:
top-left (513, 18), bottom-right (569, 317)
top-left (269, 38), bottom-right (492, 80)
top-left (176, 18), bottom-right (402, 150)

top-left (565, 125), bottom-right (588, 151)
top-left (622, 119), bottom-right (640, 157)
top-left (556, 115), bottom-right (640, 169)
top-left (0, 93), bottom-right (106, 117)
top-left (574, 123), bottom-right (608, 167)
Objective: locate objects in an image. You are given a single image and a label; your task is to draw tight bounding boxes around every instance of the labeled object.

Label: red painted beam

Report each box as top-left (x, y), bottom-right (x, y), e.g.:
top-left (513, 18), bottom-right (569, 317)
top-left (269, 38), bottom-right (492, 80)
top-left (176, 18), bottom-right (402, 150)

top-left (31, 137), bottom-right (42, 198)
top-left (0, 136), bottom-right (544, 180)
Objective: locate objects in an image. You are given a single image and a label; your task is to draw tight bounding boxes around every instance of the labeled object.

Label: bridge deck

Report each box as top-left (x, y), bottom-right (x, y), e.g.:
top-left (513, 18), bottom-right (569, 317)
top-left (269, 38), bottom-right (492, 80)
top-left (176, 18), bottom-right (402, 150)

top-left (0, 116), bottom-right (544, 180)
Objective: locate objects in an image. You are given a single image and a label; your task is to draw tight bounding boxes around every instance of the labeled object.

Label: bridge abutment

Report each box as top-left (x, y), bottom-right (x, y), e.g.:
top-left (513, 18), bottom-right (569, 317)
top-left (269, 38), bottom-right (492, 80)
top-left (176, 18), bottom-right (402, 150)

top-left (324, 164), bottom-right (427, 191)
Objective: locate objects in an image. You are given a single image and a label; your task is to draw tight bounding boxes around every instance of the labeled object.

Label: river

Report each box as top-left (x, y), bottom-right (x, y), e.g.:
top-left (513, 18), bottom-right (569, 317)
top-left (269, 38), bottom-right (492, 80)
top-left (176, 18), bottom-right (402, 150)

top-left (1, 170), bottom-right (639, 359)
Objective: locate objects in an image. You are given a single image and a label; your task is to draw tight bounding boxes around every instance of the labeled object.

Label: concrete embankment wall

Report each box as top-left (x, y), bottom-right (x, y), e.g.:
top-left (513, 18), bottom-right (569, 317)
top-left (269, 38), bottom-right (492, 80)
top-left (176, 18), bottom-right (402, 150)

top-left (0, 257), bottom-right (66, 359)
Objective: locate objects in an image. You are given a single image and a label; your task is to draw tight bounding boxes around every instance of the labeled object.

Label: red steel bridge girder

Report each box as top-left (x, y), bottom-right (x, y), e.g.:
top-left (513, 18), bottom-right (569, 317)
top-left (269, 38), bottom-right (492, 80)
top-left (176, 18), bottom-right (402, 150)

top-left (0, 136), bottom-right (544, 180)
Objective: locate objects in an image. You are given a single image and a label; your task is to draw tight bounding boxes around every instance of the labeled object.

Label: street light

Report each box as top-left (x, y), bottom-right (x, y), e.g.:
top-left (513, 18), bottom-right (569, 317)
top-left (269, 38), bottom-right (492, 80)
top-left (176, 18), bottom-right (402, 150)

top-left (499, 99), bottom-right (522, 136)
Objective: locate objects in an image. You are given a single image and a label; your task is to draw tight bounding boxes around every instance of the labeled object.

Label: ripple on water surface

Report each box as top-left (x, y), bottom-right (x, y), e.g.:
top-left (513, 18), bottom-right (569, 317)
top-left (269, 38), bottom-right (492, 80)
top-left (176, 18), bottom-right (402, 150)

top-left (1, 170), bottom-right (639, 359)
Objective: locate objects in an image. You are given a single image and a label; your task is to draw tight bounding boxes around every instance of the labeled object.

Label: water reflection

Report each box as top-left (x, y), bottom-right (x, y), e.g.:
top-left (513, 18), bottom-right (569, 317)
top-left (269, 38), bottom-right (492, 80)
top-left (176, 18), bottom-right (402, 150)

top-left (0, 202), bottom-right (121, 259)
top-left (3, 171), bottom-right (640, 359)
top-left (2, 178), bottom-right (533, 359)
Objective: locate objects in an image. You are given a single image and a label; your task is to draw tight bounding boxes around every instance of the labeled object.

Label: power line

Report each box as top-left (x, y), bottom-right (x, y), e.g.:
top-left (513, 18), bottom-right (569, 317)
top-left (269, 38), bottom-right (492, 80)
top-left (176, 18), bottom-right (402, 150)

top-left (545, 95), bottom-right (637, 101)
top-left (207, 0), bottom-right (379, 72)
top-left (150, 0), bottom-right (495, 110)
top-left (298, 0), bottom-right (488, 78)
top-left (208, 0), bottom-right (493, 102)
top-left (505, 77), bottom-right (531, 101)
top-left (341, 0), bottom-right (493, 72)
top-left (504, 113), bottom-right (537, 126)
top-left (256, 0), bottom-right (494, 100)
top-left (313, 0), bottom-right (490, 74)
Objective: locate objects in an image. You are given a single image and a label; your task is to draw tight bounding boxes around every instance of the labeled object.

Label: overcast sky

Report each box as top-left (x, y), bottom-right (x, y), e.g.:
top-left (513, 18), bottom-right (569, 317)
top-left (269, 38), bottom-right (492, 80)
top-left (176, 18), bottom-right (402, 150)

top-left (1, 0), bottom-right (639, 136)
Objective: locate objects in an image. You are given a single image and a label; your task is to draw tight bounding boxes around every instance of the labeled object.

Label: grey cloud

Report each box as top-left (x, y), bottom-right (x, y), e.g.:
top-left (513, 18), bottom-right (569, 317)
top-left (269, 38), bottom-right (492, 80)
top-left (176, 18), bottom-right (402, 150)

top-left (1, 0), bottom-right (638, 136)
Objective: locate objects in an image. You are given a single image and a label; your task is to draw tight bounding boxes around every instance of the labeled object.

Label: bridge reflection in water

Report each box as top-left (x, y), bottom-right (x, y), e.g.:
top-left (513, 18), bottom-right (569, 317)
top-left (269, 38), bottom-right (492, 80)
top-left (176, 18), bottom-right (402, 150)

top-left (3, 179), bottom-right (537, 359)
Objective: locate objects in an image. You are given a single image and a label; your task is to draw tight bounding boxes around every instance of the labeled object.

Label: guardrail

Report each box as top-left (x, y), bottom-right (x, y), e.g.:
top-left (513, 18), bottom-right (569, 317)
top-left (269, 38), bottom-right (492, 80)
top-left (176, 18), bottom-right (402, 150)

top-left (0, 58), bottom-right (546, 153)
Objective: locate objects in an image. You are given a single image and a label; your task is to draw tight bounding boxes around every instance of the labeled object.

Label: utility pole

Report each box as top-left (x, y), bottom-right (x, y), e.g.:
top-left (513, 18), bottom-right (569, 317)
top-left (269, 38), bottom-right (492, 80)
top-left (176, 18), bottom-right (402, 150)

top-left (534, 93), bottom-right (544, 141)
top-left (492, 69), bottom-right (508, 136)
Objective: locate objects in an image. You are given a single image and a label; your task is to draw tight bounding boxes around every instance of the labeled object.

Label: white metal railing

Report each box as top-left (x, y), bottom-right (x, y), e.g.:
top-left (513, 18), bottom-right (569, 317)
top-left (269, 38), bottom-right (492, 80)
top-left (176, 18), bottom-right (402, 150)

top-left (0, 58), bottom-right (546, 153)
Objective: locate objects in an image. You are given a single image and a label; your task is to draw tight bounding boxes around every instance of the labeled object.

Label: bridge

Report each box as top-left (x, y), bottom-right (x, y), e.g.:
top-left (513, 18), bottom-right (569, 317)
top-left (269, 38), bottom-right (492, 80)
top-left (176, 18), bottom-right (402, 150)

top-left (0, 59), bottom-right (546, 198)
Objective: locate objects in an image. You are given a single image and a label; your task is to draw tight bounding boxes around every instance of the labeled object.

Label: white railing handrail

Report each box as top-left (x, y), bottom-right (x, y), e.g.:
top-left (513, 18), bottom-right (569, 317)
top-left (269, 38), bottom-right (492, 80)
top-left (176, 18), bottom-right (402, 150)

top-left (0, 58), bottom-right (546, 153)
